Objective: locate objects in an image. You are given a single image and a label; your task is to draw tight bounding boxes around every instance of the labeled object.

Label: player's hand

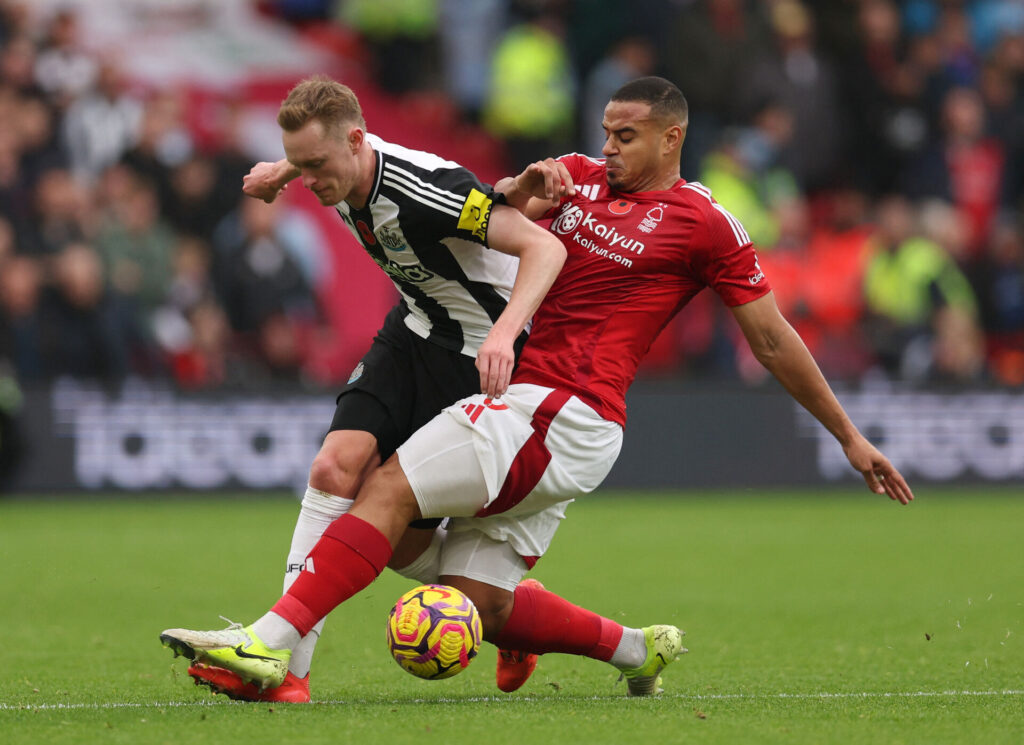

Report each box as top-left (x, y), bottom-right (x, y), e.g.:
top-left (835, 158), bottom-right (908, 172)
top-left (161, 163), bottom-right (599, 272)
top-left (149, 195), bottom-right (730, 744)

top-left (844, 437), bottom-right (914, 505)
top-left (243, 161), bottom-right (290, 203)
top-left (475, 332), bottom-right (516, 399)
top-left (514, 158), bottom-right (576, 207)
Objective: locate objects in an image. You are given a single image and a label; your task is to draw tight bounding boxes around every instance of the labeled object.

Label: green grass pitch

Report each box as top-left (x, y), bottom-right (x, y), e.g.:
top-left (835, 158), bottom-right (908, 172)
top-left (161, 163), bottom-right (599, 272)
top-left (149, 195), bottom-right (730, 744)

top-left (2, 488), bottom-right (1022, 744)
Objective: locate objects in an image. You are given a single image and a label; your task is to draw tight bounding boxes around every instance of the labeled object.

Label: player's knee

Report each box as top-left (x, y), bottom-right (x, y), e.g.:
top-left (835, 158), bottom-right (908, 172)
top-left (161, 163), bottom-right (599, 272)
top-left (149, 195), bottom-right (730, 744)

top-left (308, 449), bottom-right (366, 499)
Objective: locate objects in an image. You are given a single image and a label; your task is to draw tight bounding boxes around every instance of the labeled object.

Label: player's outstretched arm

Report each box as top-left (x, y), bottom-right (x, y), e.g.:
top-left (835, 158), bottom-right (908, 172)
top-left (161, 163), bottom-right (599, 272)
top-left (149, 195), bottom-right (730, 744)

top-left (243, 159), bottom-right (301, 203)
top-left (475, 205), bottom-right (567, 398)
top-left (731, 292), bottom-right (914, 505)
top-left (494, 158), bottom-right (576, 221)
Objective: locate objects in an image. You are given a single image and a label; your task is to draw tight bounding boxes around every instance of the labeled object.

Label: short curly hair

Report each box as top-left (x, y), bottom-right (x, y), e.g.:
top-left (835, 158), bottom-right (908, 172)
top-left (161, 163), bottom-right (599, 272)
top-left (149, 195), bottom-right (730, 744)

top-left (277, 75), bottom-right (366, 136)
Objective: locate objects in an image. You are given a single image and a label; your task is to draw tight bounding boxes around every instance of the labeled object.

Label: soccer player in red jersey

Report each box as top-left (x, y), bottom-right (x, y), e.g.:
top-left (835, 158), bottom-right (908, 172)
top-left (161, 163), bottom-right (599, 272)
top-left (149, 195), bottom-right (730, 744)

top-left (161, 77), bottom-right (912, 697)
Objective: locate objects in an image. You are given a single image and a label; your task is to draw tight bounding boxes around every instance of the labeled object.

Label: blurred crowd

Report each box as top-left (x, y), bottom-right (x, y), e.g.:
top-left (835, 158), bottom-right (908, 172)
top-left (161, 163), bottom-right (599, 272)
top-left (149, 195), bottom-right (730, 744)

top-left (1, 0), bottom-right (1023, 399)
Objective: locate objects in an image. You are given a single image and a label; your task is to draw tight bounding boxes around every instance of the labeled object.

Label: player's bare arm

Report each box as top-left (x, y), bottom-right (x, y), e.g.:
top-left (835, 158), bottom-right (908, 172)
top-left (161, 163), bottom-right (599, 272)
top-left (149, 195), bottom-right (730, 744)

top-left (731, 292), bottom-right (914, 505)
top-left (476, 205), bottom-right (567, 398)
top-left (243, 159), bottom-right (301, 203)
top-left (494, 158), bottom-right (576, 221)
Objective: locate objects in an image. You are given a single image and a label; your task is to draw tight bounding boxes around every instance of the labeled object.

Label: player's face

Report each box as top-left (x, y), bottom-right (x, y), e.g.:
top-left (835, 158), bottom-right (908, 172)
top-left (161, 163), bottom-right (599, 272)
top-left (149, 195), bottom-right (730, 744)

top-left (283, 119), bottom-right (362, 206)
top-left (600, 100), bottom-right (672, 193)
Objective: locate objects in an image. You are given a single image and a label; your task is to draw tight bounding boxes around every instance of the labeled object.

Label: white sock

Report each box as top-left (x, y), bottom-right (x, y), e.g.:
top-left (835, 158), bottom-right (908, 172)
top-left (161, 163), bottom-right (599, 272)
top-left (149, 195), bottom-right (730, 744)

top-left (609, 627), bottom-right (647, 670)
top-left (252, 611), bottom-right (302, 651)
top-left (283, 485), bottom-right (353, 677)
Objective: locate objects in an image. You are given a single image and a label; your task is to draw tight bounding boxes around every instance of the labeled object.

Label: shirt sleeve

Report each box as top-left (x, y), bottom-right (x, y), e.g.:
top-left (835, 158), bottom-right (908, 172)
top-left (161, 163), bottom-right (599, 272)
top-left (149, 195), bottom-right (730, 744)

top-left (696, 202), bottom-right (772, 307)
top-left (398, 163), bottom-right (499, 246)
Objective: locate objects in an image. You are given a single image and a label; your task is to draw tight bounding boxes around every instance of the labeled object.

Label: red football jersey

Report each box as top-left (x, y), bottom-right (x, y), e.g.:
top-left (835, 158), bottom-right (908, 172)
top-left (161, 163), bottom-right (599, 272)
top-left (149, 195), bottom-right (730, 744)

top-left (512, 153), bottom-right (771, 426)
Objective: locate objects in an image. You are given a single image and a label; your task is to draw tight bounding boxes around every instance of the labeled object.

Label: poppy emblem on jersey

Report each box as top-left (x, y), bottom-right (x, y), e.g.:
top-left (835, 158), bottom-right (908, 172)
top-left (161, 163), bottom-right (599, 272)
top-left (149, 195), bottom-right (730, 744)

top-left (461, 398), bottom-right (509, 424)
top-left (347, 362), bottom-right (364, 384)
top-left (356, 220), bottom-right (376, 245)
top-left (608, 199), bottom-right (635, 215)
top-left (550, 204), bottom-right (584, 235)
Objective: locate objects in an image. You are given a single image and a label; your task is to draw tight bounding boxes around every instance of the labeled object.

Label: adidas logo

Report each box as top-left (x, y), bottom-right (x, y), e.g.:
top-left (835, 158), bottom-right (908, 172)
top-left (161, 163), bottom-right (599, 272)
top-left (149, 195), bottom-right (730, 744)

top-left (578, 184), bottom-right (600, 200)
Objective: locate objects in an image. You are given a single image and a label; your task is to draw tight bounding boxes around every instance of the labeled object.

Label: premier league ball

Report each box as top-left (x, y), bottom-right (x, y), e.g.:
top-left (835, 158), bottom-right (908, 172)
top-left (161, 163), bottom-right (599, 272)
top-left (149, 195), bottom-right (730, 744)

top-left (386, 584), bottom-right (483, 680)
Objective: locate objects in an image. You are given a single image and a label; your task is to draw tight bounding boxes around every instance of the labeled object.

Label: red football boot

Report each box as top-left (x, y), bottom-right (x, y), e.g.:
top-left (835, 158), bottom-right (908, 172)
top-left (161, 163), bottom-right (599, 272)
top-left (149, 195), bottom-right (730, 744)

top-left (189, 664), bottom-right (311, 703)
top-left (495, 578), bottom-right (544, 693)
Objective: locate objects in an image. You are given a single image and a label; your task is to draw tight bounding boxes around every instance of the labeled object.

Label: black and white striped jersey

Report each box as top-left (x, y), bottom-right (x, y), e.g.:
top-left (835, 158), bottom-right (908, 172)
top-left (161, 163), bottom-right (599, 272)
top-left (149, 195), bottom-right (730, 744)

top-left (333, 134), bottom-right (522, 357)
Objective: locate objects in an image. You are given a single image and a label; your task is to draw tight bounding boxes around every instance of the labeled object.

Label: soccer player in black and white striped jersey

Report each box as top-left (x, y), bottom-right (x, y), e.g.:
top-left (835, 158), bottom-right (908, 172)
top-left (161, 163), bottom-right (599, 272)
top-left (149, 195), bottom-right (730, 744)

top-left (187, 76), bottom-right (567, 702)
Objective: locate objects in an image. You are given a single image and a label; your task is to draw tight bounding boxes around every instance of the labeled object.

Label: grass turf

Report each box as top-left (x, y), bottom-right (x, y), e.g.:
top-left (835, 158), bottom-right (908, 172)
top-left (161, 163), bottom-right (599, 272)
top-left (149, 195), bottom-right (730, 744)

top-left (1, 488), bottom-right (1022, 744)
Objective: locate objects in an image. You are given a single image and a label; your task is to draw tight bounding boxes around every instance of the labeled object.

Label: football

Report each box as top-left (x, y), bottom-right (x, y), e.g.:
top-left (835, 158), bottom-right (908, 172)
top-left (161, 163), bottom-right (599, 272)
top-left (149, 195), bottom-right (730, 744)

top-left (386, 584), bottom-right (483, 680)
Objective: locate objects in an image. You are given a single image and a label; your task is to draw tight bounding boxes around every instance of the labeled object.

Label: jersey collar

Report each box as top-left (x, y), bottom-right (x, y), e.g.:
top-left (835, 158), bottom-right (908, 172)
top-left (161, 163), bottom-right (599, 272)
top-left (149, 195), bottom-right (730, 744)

top-left (365, 133), bottom-right (384, 206)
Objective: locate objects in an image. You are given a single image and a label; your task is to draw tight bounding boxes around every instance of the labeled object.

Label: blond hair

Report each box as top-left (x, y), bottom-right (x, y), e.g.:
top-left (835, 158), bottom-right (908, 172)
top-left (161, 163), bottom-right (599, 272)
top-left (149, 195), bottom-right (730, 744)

top-left (277, 75), bottom-right (366, 137)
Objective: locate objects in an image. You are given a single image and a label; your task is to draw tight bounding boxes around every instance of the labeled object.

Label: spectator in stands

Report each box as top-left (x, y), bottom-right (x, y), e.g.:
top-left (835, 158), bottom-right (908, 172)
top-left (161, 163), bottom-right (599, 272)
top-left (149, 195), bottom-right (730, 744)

top-left (837, 0), bottom-right (931, 196)
top-left (483, 0), bottom-right (575, 168)
top-left (756, 192), bottom-right (872, 380)
top-left (698, 103), bottom-right (799, 249)
top-left (921, 305), bottom-right (988, 385)
top-left (33, 7), bottom-right (97, 109)
top-left (62, 59), bottom-right (143, 184)
top-left (210, 197), bottom-right (317, 338)
top-left (169, 299), bottom-right (239, 390)
top-left (0, 34), bottom-right (41, 96)
top-left (975, 220), bottom-right (1024, 385)
top-left (31, 168), bottom-right (90, 256)
top-left (37, 242), bottom-right (139, 380)
top-left (94, 172), bottom-right (175, 317)
top-left (664, 0), bottom-right (772, 178)
top-left (121, 90), bottom-right (194, 211)
top-left (0, 108), bottom-right (35, 245)
top-left (438, 0), bottom-right (507, 120)
top-left (862, 195), bottom-right (979, 378)
top-left (0, 253), bottom-right (44, 380)
top-left (736, 0), bottom-right (844, 191)
top-left (337, 0), bottom-right (441, 94)
top-left (580, 35), bottom-right (656, 157)
top-left (902, 86), bottom-right (1006, 259)
top-left (0, 0), bottom-right (30, 45)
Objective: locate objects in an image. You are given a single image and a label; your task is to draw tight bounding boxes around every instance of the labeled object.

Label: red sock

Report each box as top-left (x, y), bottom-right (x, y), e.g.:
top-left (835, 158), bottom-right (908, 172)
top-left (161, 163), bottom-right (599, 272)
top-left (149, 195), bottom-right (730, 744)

top-left (493, 583), bottom-right (623, 661)
top-left (272, 514), bottom-right (392, 636)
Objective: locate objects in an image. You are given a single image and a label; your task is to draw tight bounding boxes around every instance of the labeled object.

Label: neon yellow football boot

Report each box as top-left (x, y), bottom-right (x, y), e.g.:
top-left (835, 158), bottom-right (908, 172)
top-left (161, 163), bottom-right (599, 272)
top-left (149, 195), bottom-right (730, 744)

top-left (618, 624), bottom-right (687, 696)
top-left (161, 622), bottom-right (291, 692)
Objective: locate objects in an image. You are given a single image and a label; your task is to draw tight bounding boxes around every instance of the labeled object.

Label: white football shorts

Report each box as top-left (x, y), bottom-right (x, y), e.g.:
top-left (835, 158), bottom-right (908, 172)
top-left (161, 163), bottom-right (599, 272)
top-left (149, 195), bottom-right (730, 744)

top-left (396, 383), bottom-right (623, 563)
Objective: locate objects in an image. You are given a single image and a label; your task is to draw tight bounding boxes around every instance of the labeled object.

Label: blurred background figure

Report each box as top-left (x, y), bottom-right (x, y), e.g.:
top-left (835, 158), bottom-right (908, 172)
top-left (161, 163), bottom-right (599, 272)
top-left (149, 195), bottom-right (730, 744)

top-left (483, 0), bottom-right (575, 168)
top-left (337, 0), bottom-right (440, 94)
top-left (61, 59), bottom-right (142, 184)
top-left (736, 0), bottom-right (843, 192)
top-left (438, 0), bottom-right (507, 121)
top-left (0, 0), bottom-right (1019, 395)
top-left (580, 35), bottom-right (656, 157)
top-left (862, 195), bottom-right (980, 380)
top-left (37, 241), bottom-right (139, 381)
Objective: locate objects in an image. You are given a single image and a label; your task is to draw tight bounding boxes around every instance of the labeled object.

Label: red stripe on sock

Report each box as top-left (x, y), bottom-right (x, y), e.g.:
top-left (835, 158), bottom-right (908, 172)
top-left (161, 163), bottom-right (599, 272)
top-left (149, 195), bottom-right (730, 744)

top-left (475, 389), bottom-right (572, 518)
top-left (493, 582), bottom-right (623, 662)
top-left (271, 514), bottom-right (392, 636)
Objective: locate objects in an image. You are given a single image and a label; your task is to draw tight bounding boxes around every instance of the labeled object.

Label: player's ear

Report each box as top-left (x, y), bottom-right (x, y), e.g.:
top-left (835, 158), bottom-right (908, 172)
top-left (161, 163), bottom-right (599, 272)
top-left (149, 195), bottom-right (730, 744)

top-left (347, 126), bottom-right (365, 152)
top-left (662, 124), bottom-right (683, 155)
